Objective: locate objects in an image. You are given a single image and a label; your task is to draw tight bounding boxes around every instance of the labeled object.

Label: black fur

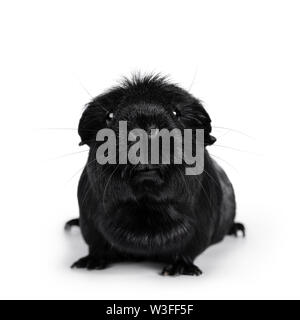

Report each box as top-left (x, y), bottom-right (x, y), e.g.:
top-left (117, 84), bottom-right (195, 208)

top-left (66, 74), bottom-right (245, 276)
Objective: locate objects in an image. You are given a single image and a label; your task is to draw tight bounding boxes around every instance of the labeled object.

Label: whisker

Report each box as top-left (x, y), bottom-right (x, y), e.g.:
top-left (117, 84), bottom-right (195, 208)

top-left (215, 129), bottom-right (232, 140)
top-left (213, 144), bottom-right (262, 156)
top-left (212, 126), bottom-right (255, 140)
top-left (37, 128), bottom-right (78, 131)
top-left (37, 128), bottom-right (100, 133)
top-left (209, 153), bottom-right (239, 173)
top-left (200, 183), bottom-right (214, 212)
top-left (51, 149), bottom-right (89, 160)
top-left (203, 169), bottom-right (221, 189)
top-left (188, 68), bottom-right (198, 91)
top-left (175, 166), bottom-right (189, 193)
top-left (66, 158), bottom-right (96, 183)
top-left (78, 79), bottom-right (94, 99)
top-left (80, 178), bottom-right (92, 208)
top-left (102, 164), bottom-right (120, 211)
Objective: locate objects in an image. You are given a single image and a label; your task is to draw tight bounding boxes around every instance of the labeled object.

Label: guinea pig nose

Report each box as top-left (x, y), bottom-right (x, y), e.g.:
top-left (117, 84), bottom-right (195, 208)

top-left (148, 127), bottom-right (159, 139)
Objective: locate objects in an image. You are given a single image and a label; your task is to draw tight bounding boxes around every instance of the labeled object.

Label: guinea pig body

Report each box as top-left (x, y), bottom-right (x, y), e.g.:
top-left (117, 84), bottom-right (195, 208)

top-left (66, 75), bottom-right (245, 276)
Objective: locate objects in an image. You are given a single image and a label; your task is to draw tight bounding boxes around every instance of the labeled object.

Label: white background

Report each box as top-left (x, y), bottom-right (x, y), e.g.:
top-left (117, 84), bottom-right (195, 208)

top-left (0, 0), bottom-right (299, 300)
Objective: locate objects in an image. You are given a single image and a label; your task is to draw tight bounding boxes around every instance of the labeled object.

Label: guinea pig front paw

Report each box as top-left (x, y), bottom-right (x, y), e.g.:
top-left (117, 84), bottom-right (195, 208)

top-left (71, 255), bottom-right (108, 270)
top-left (161, 261), bottom-right (202, 277)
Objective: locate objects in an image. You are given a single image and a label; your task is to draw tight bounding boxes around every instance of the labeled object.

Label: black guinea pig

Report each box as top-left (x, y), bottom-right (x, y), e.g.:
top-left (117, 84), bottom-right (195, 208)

top-left (65, 74), bottom-right (245, 276)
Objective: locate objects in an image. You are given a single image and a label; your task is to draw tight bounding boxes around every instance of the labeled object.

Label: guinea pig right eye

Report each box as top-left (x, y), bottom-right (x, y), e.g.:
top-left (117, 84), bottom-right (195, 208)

top-left (172, 109), bottom-right (181, 118)
top-left (106, 112), bottom-right (114, 124)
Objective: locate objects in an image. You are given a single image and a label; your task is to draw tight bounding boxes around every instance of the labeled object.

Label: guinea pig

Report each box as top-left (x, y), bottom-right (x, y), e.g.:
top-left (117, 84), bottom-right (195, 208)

top-left (65, 74), bottom-right (245, 276)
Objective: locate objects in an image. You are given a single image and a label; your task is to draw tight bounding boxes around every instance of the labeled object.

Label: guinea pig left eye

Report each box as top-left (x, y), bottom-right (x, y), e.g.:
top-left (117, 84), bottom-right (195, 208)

top-left (172, 109), bottom-right (180, 118)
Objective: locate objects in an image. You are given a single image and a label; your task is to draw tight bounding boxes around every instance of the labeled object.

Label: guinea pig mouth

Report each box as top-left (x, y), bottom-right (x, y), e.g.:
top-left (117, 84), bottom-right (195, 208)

top-left (135, 166), bottom-right (160, 174)
top-left (132, 165), bottom-right (163, 179)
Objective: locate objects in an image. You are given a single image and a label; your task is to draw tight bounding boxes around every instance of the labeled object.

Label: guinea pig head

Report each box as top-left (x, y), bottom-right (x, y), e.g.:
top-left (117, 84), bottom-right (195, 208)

top-left (78, 74), bottom-right (216, 205)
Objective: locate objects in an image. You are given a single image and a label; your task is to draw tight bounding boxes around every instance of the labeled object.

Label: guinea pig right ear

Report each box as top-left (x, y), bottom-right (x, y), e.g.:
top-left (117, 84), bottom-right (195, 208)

top-left (78, 88), bottom-right (124, 146)
top-left (78, 103), bottom-right (101, 147)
